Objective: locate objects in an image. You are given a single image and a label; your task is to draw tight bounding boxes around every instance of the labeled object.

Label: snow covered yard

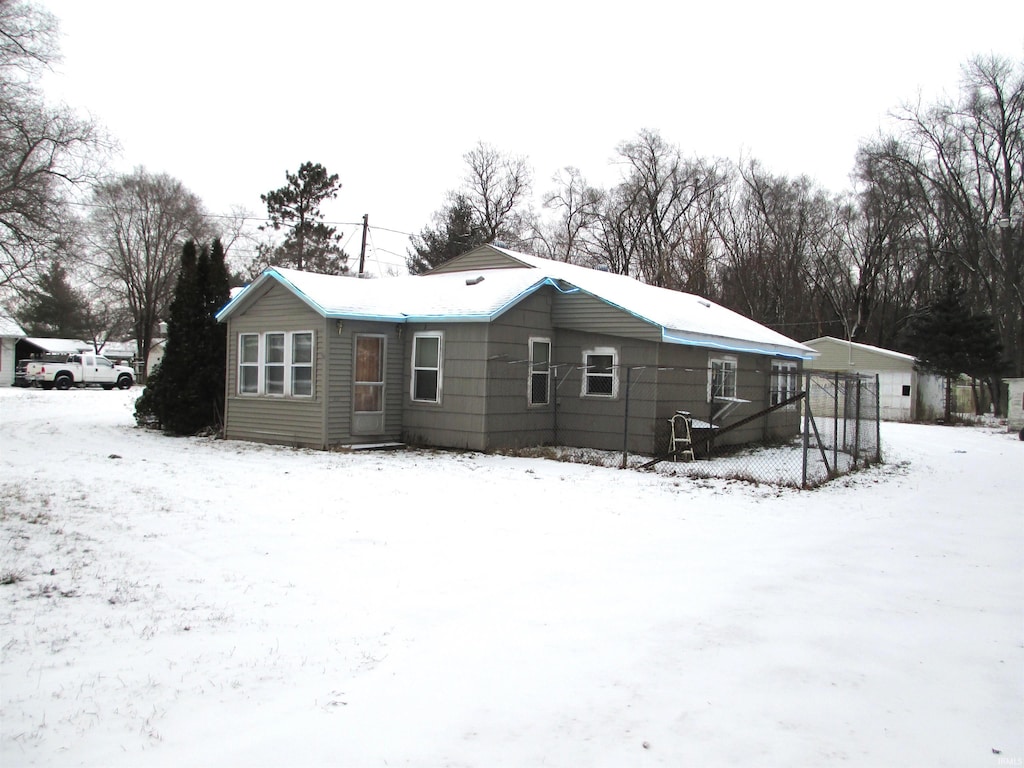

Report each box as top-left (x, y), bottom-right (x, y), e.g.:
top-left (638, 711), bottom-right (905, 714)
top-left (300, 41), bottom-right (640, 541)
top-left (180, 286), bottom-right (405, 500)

top-left (1, 387), bottom-right (1021, 767)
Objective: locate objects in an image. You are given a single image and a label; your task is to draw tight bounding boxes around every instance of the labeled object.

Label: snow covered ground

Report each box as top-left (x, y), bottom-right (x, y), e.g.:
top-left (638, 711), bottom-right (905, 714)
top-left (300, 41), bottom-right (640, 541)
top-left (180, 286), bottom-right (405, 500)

top-left (1, 386), bottom-right (1021, 767)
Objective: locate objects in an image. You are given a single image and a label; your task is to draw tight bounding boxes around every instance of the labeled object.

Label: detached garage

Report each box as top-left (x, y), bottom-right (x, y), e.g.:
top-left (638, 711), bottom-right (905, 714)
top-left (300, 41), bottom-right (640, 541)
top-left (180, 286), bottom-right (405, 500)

top-left (804, 336), bottom-right (944, 422)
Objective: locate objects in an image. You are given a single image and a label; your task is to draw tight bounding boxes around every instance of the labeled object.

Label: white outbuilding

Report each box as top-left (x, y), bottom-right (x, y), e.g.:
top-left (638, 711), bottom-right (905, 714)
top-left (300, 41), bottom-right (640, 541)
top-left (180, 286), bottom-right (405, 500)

top-left (0, 316), bottom-right (26, 386)
top-left (803, 336), bottom-right (945, 422)
top-left (1006, 378), bottom-right (1024, 436)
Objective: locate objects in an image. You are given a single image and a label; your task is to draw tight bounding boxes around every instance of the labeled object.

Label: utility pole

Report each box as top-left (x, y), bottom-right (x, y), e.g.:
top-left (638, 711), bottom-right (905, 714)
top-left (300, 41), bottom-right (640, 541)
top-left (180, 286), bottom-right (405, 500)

top-left (358, 214), bottom-right (369, 276)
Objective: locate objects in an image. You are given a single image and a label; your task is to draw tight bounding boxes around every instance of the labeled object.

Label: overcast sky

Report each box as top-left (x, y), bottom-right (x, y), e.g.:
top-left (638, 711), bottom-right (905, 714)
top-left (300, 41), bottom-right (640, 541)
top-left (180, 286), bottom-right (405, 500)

top-left (41, 0), bottom-right (1024, 274)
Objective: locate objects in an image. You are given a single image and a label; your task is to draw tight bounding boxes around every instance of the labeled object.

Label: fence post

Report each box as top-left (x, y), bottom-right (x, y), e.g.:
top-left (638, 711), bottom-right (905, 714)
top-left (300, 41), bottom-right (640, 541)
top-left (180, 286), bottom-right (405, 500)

top-left (832, 372), bottom-right (839, 469)
top-left (875, 373), bottom-right (881, 462)
top-left (621, 366), bottom-right (632, 469)
top-left (853, 378), bottom-right (862, 464)
top-left (802, 372), bottom-right (811, 488)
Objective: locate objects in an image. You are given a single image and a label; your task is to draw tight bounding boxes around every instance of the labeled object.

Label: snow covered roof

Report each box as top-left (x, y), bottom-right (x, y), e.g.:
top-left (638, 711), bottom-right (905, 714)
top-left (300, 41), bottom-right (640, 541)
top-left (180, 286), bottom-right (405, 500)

top-left (0, 315), bottom-right (25, 337)
top-left (803, 336), bottom-right (916, 363)
top-left (21, 337), bottom-right (91, 354)
top-left (218, 251), bottom-right (816, 359)
top-left (482, 247), bottom-right (816, 359)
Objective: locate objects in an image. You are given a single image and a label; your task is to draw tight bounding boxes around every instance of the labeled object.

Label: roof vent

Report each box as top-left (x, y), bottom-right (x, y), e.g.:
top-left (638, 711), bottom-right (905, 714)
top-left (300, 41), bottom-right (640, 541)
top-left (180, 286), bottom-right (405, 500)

top-left (465, 275), bottom-right (485, 286)
top-left (698, 299), bottom-right (711, 308)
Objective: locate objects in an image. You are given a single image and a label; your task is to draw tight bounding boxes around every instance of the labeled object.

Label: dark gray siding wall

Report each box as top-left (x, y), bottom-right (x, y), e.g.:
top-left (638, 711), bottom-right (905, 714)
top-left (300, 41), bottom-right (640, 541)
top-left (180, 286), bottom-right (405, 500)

top-left (551, 329), bottom-right (661, 453)
top-left (480, 291), bottom-right (555, 450)
top-left (325, 320), bottom-right (404, 446)
top-left (652, 346), bottom-right (802, 452)
top-left (401, 322), bottom-right (491, 450)
top-left (224, 284), bottom-right (327, 448)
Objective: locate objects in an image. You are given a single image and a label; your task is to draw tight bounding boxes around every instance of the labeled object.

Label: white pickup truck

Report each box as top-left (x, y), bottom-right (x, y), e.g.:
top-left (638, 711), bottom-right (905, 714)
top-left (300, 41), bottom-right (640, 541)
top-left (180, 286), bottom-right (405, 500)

top-left (23, 352), bottom-right (135, 390)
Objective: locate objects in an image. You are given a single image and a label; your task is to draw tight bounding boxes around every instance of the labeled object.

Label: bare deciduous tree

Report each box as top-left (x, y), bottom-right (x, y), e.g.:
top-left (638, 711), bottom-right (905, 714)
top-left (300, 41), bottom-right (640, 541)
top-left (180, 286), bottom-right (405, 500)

top-left (536, 166), bottom-right (604, 264)
top-left (611, 129), bottom-right (724, 291)
top-left (462, 141), bottom-right (533, 247)
top-left (84, 169), bottom-right (213, 380)
top-left (0, 1), bottom-right (105, 292)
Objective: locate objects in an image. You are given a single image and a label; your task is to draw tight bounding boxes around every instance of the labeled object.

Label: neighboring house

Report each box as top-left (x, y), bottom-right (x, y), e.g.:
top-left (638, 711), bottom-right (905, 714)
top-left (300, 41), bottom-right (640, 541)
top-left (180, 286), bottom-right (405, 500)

top-left (146, 338), bottom-right (167, 376)
top-left (803, 336), bottom-right (944, 422)
top-left (216, 245), bottom-right (816, 454)
top-left (0, 316), bottom-right (26, 387)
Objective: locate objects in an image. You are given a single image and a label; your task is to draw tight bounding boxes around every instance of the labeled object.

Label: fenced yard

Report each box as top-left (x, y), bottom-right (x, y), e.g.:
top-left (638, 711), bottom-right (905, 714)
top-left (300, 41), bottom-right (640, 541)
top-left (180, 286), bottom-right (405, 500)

top-left (497, 360), bottom-right (881, 489)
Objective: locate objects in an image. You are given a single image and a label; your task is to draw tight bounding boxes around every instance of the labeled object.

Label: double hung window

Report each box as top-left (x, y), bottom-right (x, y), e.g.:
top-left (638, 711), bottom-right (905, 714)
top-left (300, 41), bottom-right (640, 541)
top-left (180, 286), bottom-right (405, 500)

top-left (411, 333), bottom-right (442, 403)
top-left (709, 355), bottom-right (737, 400)
top-left (770, 361), bottom-right (798, 407)
top-left (237, 331), bottom-right (314, 397)
top-left (529, 338), bottom-right (551, 406)
top-left (582, 347), bottom-right (617, 398)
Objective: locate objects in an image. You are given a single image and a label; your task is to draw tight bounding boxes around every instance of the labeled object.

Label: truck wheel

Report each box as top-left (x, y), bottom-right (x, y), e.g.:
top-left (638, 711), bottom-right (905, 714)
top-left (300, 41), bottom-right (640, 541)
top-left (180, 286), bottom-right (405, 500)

top-left (54, 374), bottom-right (72, 390)
top-left (117, 375), bottom-right (133, 390)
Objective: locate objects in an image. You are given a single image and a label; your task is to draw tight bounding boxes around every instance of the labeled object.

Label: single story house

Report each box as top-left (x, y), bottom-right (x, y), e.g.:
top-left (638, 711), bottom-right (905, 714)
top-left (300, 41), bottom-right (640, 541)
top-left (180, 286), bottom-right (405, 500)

top-left (803, 336), bottom-right (944, 422)
top-left (0, 316), bottom-right (26, 387)
top-left (216, 245), bottom-right (816, 454)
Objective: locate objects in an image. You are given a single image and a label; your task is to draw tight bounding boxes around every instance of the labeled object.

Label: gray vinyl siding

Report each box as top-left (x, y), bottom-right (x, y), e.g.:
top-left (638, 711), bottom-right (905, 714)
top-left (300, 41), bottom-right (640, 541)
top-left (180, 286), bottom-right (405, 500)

top-left (550, 290), bottom-right (662, 341)
top-left (551, 329), bottom-right (661, 453)
top-left (325, 320), bottom-right (404, 446)
top-left (480, 291), bottom-right (555, 450)
top-left (223, 283), bottom-right (327, 448)
top-left (401, 322), bottom-right (491, 450)
top-left (427, 249), bottom-right (528, 274)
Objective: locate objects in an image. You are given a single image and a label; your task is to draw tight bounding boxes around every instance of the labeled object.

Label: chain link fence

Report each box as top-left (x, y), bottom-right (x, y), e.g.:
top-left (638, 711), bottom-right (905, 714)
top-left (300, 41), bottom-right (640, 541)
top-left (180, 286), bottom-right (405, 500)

top-left (492, 359), bottom-right (881, 489)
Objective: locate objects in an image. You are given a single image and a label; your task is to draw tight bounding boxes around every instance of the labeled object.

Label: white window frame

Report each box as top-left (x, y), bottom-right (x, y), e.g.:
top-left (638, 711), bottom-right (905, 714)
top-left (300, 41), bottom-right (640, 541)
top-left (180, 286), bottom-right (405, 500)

top-left (239, 333), bottom-right (260, 394)
top-left (237, 330), bottom-right (315, 398)
top-left (529, 337), bottom-right (551, 406)
top-left (291, 331), bottom-right (314, 397)
top-left (770, 360), bottom-right (798, 408)
top-left (708, 354), bottom-right (738, 401)
top-left (581, 346), bottom-right (618, 399)
top-left (411, 332), bottom-right (443, 403)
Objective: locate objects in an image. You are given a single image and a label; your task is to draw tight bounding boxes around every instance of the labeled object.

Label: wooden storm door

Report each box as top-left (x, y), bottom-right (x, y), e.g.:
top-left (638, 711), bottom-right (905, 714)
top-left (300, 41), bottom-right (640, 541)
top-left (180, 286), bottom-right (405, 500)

top-left (353, 335), bottom-right (386, 435)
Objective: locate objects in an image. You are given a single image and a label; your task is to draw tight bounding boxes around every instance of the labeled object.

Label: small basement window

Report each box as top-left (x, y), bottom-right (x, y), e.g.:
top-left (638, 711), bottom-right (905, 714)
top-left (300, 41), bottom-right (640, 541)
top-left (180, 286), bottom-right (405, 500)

top-left (902, 385), bottom-right (911, 397)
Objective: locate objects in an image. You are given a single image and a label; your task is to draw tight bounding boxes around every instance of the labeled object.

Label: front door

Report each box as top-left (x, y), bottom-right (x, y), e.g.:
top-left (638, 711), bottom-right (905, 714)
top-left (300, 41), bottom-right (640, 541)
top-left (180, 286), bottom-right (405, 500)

top-left (352, 335), bottom-right (385, 435)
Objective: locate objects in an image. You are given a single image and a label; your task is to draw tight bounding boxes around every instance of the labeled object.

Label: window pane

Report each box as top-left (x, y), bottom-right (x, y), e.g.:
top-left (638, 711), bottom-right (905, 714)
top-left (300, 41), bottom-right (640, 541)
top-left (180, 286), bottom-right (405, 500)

top-left (292, 366), bottom-right (312, 396)
top-left (532, 341), bottom-right (550, 368)
top-left (356, 336), bottom-right (383, 382)
top-left (588, 354), bottom-right (612, 374)
top-left (292, 332), bottom-right (312, 364)
top-left (240, 366), bottom-right (259, 393)
top-left (266, 333), bottom-right (285, 363)
top-left (587, 374), bottom-right (613, 395)
top-left (241, 334), bottom-right (258, 363)
top-left (531, 372), bottom-right (549, 405)
top-left (414, 369), bottom-right (438, 401)
top-left (354, 383), bottom-right (382, 411)
top-left (266, 366), bottom-right (284, 394)
top-left (415, 337), bottom-right (439, 368)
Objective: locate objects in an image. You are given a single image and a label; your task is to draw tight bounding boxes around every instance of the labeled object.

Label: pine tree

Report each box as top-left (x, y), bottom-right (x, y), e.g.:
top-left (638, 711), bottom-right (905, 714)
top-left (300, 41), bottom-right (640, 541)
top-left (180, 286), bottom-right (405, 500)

top-left (259, 162), bottom-right (348, 274)
top-left (14, 262), bottom-right (91, 337)
top-left (406, 194), bottom-right (485, 274)
top-left (135, 239), bottom-right (230, 434)
top-left (900, 280), bottom-right (1005, 421)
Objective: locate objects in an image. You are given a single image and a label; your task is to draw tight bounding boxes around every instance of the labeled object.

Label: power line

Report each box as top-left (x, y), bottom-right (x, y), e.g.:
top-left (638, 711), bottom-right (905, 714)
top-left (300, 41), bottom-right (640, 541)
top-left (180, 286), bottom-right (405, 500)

top-left (62, 199), bottom-right (416, 236)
